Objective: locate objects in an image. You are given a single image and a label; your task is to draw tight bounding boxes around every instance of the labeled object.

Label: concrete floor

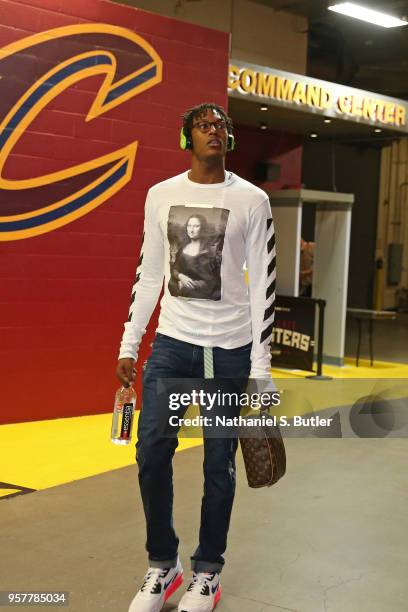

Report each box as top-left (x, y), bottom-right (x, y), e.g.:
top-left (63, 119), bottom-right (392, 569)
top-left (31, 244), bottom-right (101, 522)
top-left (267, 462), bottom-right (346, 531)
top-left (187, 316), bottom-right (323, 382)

top-left (2, 317), bottom-right (407, 611)
top-left (2, 439), bottom-right (408, 612)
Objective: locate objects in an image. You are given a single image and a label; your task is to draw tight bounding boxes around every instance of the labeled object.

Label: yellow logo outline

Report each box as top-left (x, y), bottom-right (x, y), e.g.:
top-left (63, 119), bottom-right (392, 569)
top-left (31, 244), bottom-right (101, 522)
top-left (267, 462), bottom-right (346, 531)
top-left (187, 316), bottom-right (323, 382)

top-left (0, 24), bottom-right (163, 241)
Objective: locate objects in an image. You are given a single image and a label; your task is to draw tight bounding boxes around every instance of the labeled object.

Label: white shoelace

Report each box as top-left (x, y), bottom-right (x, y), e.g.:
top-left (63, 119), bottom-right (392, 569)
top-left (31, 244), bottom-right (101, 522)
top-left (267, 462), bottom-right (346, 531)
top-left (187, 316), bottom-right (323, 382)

top-left (140, 567), bottom-right (168, 593)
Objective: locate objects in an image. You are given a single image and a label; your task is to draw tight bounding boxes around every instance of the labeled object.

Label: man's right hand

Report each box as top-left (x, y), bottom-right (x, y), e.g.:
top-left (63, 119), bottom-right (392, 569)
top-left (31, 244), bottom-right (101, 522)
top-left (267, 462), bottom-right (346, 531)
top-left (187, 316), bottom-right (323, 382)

top-left (116, 358), bottom-right (136, 388)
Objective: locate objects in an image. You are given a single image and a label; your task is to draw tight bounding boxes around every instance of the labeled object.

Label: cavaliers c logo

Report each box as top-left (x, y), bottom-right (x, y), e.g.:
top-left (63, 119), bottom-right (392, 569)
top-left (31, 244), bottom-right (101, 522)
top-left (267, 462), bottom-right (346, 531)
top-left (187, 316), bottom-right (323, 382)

top-left (0, 24), bottom-right (162, 241)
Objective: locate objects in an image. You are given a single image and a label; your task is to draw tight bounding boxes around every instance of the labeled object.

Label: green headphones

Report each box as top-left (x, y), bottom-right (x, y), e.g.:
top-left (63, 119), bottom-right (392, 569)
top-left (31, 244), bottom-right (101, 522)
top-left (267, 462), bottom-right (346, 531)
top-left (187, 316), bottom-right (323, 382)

top-left (179, 128), bottom-right (236, 152)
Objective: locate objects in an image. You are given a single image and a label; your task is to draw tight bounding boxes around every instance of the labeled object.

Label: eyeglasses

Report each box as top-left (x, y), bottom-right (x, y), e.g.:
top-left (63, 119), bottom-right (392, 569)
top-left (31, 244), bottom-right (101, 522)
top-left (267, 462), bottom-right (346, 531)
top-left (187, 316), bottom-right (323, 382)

top-left (192, 120), bottom-right (227, 133)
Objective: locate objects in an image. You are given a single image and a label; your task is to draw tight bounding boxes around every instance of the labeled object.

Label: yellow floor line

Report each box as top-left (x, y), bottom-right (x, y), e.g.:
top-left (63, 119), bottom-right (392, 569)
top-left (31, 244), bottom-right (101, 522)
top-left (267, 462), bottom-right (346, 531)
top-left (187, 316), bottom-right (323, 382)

top-left (272, 357), bottom-right (408, 379)
top-left (1, 358), bottom-right (406, 496)
top-left (0, 412), bottom-right (202, 493)
top-left (0, 488), bottom-right (21, 498)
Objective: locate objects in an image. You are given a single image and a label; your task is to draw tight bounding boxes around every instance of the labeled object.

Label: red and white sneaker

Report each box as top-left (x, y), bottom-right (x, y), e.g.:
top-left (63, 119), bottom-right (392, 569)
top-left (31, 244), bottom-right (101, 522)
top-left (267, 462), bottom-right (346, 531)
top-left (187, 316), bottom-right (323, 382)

top-left (128, 558), bottom-right (183, 612)
top-left (178, 572), bottom-right (221, 612)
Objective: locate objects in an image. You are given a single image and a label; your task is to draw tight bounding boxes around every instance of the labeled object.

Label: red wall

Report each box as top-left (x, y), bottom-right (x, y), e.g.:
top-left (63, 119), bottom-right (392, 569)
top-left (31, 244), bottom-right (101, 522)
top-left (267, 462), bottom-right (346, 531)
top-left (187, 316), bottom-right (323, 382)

top-left (0, 0), bottom-right (229, 424)
top-left (228, 124), bottom-right (303, 191)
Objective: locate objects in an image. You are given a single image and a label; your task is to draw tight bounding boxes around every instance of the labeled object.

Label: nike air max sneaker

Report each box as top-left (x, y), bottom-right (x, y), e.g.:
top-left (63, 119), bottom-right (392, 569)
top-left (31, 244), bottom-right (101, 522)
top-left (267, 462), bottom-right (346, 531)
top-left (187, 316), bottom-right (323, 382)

top-left (128, 557), bottom-right (183, 612)
top-left (178, 571), bottom-right (221, 611)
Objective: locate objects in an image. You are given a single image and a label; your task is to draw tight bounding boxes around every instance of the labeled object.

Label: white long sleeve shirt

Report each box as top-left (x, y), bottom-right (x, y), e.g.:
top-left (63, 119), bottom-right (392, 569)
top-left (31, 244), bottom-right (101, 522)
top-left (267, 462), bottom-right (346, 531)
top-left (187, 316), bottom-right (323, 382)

top-left (119, 170), bottom-right (276, 378)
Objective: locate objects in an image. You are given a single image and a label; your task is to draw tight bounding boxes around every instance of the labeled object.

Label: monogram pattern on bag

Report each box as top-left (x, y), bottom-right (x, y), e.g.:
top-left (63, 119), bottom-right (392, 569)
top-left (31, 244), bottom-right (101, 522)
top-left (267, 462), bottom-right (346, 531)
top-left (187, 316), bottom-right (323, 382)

top-left (239, 425), bottom-right (286, 488)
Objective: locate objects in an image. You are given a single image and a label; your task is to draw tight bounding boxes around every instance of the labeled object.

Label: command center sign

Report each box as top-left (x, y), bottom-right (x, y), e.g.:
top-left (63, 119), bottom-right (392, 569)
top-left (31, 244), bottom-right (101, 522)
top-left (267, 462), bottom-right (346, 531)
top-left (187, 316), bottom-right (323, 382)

top-left (271, 296), bottom-right (315, 371)
top-left (228, 60), bottom-right (408, 134)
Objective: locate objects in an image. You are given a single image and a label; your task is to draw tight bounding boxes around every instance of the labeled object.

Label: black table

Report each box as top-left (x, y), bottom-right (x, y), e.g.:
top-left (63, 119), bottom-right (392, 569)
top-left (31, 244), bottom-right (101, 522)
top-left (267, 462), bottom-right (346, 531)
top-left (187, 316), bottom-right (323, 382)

top-left (347, 308), bottom-right (397, 367)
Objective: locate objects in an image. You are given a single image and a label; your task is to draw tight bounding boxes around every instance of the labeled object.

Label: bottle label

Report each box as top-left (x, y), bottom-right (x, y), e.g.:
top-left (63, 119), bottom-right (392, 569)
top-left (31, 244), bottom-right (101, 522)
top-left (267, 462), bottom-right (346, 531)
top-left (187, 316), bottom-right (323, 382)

top-left (120, 403), bottom-right (133, 439)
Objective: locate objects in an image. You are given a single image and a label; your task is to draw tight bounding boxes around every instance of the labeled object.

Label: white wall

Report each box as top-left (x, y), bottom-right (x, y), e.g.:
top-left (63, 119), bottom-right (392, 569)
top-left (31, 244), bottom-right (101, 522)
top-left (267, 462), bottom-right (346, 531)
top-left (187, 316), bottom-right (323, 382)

top-left (113, 0), bottom-right (308, 74)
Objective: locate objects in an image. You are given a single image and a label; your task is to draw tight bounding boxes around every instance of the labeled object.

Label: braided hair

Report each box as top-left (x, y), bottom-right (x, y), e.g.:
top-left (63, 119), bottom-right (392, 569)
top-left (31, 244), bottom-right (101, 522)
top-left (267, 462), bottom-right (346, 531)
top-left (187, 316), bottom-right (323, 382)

top-left (181, 102), bottom-right (233, 145)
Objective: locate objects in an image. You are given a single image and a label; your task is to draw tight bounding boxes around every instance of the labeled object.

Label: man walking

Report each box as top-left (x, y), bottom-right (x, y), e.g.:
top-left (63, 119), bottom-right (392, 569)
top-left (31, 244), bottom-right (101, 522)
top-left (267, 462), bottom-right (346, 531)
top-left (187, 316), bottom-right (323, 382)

top-left (116, 103), bottom-right (276, 612)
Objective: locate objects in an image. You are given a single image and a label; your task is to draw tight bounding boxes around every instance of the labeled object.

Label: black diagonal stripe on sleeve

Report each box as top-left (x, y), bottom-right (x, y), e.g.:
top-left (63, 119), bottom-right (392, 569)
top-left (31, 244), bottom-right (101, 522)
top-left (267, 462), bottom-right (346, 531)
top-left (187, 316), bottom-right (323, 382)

top-left (263, 302), bottom-right (274, 322)
top-left (260, 322), bottom-right (274, 344)
top-left (267, 233), bottom-right (275, 254)
top-left (266, 278), bottom-right (276, 300)
top-left (266, 218), bottom-right (272, 231)
top-left (267, 255), bottom-right (276, 278)
top-left (127, 248), bottom-right (143, 317)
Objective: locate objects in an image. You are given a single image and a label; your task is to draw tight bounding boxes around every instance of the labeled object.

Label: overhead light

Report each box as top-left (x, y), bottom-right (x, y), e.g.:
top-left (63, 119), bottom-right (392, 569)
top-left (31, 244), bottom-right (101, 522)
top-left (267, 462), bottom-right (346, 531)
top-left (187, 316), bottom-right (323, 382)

top-left (310, 133), bottom-right (318, 138)
top-left (328, 3), bottom-right (408, 28)
top-left (324, 118), bottom-right (332, 124)
top-left (260, 105), bottom-right (268, 111)
top-left (374, 128), bottom-right (382, 133)
top-left (259, 123), bottom-right (268, 130)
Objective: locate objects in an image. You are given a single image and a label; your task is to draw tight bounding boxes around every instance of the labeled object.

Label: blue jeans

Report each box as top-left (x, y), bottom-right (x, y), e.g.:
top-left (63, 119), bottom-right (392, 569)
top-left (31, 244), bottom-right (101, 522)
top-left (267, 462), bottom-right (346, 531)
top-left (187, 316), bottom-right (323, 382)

top-left (136, 333), bottom-right (251, 573)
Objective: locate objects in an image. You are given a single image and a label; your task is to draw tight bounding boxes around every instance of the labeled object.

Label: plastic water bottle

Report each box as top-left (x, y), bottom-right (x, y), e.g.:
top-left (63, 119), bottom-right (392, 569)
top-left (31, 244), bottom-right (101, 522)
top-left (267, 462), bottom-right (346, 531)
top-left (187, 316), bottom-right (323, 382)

top-left (111, 386), bottom-right (136, 445)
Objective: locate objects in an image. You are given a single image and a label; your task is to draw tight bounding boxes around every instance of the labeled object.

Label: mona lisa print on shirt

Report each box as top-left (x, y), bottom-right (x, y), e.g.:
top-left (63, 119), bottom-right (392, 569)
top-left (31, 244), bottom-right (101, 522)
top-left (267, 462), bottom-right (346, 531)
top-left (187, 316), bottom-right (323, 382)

top-left (167, 206), bottom-right (230, 301)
